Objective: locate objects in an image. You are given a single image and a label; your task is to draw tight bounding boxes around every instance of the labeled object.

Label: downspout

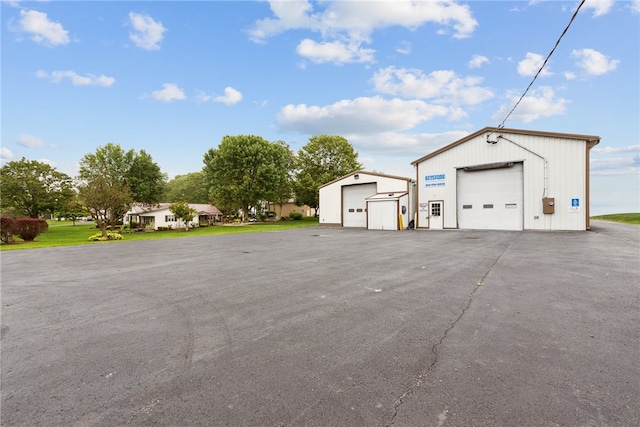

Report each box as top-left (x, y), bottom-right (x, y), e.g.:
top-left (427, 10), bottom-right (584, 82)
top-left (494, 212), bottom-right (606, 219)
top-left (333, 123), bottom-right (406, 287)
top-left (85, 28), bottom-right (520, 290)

top-left (585, 138), bottom-right (600, 230)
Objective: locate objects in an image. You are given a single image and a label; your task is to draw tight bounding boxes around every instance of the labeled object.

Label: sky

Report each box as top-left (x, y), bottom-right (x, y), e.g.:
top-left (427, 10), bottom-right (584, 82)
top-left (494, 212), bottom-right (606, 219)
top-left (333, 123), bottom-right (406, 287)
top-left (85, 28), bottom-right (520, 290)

top-left (1, 0), bottom-right (638, 215)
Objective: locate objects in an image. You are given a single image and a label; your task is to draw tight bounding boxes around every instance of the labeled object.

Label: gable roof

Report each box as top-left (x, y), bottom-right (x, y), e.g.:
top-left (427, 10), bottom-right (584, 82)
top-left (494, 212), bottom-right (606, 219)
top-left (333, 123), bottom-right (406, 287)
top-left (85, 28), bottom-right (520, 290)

top-left (411, 127), bottom-right (601, 166)
top-left (318, 170), bottom-right (413, 190)
top-left (129, 203), bottom-right (222, 216)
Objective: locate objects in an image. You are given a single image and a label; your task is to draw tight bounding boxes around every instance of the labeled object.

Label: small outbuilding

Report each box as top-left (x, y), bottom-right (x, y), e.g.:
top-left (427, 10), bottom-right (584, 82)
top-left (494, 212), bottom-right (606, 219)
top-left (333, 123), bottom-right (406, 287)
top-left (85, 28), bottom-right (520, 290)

top-left (319, 171), bottom-right (414, 229)
top-left (411, 127), bottom-right (600, 231)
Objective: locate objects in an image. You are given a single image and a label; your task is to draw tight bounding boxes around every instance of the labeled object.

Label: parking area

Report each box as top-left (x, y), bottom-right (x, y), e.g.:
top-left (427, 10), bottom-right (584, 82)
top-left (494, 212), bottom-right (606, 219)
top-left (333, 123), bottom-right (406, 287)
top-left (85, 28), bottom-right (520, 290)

top-left (1, 221), bottom-right (638, 426)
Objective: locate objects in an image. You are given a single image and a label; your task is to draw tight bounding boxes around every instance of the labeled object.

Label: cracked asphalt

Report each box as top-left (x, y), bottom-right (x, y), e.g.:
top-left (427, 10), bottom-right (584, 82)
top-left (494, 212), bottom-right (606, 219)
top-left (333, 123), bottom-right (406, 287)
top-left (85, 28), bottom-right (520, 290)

top-left (1, 220), bottom-right (638, 426)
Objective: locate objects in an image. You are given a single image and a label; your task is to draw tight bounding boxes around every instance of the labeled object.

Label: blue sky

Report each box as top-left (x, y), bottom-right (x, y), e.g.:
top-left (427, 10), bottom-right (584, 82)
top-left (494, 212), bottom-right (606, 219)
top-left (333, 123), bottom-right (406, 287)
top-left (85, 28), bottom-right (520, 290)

top-left (1, 0), bottom-right (638, 215)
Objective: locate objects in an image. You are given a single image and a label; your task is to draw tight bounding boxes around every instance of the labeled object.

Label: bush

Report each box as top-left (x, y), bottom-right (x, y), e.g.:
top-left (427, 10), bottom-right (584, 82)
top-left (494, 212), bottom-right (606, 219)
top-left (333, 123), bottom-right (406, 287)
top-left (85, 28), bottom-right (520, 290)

top-left (13, 218), bottom-right (48, 241)
top-left (289, 212), bottom-right (303, 220)
top-left (0, 216), bottom-right (16, 243)
top-left (88, 232), bottom-right (123, 241)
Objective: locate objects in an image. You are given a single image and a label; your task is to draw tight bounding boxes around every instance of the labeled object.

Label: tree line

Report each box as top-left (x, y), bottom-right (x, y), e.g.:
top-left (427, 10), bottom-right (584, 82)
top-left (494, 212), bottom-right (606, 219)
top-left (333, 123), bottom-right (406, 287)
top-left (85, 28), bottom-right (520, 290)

top-left (0, 135), bottom-right (362, 237)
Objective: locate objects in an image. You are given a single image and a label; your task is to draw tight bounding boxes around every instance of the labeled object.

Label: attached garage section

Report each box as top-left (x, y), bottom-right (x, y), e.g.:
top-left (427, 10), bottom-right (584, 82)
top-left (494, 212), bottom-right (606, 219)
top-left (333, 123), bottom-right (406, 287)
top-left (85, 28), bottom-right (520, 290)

top-left (456, 162), bottom-right (523, 230)
top-left (342, 183), bottom-right (376, 227)
top-left (366, 192), bottom-right (409, 230)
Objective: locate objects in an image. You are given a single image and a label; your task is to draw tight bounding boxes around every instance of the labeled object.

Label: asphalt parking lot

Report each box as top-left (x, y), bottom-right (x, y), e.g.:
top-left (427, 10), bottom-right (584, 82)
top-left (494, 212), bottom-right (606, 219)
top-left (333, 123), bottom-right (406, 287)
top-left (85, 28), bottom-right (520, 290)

top-left (1, 220), bottom-right (638, 427)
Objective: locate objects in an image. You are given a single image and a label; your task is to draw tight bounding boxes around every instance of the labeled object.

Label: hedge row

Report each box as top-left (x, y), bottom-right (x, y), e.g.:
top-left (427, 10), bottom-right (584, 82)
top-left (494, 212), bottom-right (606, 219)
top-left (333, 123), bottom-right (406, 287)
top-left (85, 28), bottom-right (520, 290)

top-left (0, 217), bottom-right (49, 243)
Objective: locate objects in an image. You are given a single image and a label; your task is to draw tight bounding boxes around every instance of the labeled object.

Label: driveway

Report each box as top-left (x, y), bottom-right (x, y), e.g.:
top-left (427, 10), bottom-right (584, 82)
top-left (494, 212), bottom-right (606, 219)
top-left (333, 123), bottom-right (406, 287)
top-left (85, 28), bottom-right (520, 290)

top-left (1, 220), bottom-right (638, 426)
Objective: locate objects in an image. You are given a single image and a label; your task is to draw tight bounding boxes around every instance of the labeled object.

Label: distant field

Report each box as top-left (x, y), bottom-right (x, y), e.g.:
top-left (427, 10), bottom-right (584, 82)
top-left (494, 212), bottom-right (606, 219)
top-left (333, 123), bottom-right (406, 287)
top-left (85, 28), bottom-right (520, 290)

top-left (0, 217), bottom-right (319, 251)
top-left (591, 213), bottom-right (640, 225)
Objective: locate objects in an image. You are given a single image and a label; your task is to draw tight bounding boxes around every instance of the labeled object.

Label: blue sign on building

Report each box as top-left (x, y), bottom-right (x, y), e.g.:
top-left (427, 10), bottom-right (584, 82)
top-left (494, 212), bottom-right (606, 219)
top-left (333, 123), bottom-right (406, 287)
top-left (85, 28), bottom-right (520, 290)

top-left (425, 173), bottom-right (446, 187)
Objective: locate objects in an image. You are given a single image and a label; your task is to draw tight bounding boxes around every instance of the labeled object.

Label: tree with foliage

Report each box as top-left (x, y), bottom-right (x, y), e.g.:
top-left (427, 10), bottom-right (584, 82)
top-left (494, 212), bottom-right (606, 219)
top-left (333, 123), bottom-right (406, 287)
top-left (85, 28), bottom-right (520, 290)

top-left (77, 143), bottom-right (165, 238)
top-left (169, 201), bottom-right (198, 231)
top-left (293, 135), bottom-right (362, 215)
top-left (164, 171), bottom-right (210, 203)
top-left (267, 141), bottom-right (295, 216)
top-left (0, 158), bottom-right (75, 218)
top-left (57, 199), bottom-right (90, 225)
top-left (203, 135), bottom-right (292, 220)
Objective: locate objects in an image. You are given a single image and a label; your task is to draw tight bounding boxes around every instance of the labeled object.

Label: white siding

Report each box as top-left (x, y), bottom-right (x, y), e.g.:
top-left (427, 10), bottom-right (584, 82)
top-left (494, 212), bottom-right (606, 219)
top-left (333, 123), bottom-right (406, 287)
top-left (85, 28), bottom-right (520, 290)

top-left (319, 172), bottom-right (411, 226)
top-left (415, 130), bottom-right (589, 230)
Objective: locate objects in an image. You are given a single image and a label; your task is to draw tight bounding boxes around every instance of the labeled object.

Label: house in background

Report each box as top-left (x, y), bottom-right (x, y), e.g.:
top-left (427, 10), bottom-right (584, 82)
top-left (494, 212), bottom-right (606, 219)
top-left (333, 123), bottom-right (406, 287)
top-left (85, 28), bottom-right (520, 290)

top-left (125, 203), bottom-right (223, 230)
top-left (265, 200), bottom-right (316, 218)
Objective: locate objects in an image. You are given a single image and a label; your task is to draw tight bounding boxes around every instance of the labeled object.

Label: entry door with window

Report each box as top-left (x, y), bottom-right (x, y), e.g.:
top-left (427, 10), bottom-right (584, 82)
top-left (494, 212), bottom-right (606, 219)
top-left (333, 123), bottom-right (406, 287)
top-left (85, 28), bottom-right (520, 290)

top-left (428, 201), bottom-right (443, 229)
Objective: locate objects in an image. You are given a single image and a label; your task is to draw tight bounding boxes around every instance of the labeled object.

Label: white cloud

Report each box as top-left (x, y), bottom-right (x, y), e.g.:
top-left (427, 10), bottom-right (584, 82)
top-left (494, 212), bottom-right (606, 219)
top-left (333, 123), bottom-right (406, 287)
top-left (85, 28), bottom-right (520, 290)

top-left (517, 52), bottom-right (552, 77)
top-left (590, 156), bottom-right (639, 171)
top-left (583, 0), bottom-right (614, 17)
top-left (371, 67), bottom-right (494, 106)
top-left (277, 96), bottom-right (454, 135)
top-left (296, 39), bottom-right (375, 64)
top-left (348, 130), bottom-right (469, 156)
top-left (248, 0), bottom-right (477, 64)
top-left (129, 12), bottom-right (166, 50)
top-left (571, 48), bottom-right (619, 76)
top-left (468, 54), bottom-right (489, 69)
top-left (214, 87), bottom-right (243, 105)
top-left (631, 0), bottom-right (640, 13)
top-left (395, 41), bottom-right (411, 55)
top-left (16, 9), bottom-right (70, 47)
top-left (592, 145), bottom-right (640, 154)
top-left (492, 86), bottom-right (569, 123)
top-left (17, 134), bottom-right (47, 148)
top-left (0, 147), bottom-right (13, 160)
top-left (151, 83), bottom-right (186, 102)
top-left (564, 71), bottom-right (577, 80)
top-left (36, 70), bottom-right (115, 86)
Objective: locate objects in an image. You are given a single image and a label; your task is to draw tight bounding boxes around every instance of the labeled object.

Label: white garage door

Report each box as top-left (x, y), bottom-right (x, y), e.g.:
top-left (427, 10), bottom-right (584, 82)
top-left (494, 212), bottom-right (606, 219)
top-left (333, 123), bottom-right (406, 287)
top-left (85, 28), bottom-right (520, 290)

top-left (457, 163), bottom-right (523, 230)
top-left (342, 183), bottom-right (376, 227)
top-left (368, 200), bottom-right (397, 230)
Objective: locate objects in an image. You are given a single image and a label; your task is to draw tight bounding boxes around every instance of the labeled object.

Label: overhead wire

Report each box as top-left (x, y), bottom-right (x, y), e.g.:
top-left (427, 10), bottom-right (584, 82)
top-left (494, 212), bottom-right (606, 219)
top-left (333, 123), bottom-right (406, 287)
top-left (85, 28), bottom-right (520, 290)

top-left (494, 0), bottom-right (587, 131)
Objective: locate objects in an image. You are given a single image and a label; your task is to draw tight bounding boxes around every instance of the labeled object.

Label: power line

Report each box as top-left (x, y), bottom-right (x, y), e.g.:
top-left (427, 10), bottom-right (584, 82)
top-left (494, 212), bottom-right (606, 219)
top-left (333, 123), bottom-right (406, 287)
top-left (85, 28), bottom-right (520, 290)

top-left (496, 0), bottom-right (586, 130)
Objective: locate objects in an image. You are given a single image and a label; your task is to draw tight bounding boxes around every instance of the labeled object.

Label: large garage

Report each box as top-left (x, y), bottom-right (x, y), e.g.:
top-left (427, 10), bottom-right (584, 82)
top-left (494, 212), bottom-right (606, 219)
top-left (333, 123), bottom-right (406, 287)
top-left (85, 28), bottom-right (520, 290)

top-left (412, 127), bottom-right (600, 231)
top-left (319, 171), bottom-right (414, 228)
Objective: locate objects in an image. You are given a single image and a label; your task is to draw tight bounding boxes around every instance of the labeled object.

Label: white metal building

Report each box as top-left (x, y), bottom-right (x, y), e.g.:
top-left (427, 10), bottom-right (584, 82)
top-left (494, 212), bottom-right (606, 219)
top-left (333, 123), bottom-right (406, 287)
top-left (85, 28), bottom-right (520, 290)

top-left (319, 171), bottom-right (414, 229)
top-left (411, 127), bottom-right (600, 231)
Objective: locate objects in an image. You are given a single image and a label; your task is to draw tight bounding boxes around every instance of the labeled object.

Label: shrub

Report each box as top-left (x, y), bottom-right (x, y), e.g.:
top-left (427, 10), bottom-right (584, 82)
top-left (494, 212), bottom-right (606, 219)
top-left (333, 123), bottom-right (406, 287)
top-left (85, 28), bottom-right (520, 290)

top-left (0, 216), bottom-right (16, 243)
top-left (157, 226), bottom-right (169, 231)
top-left (13, 218), bottom-right (48, 241)
top-left (88, 232), bottom-right (123, 241)
top-left (289, 212), bottom-right (303, 220)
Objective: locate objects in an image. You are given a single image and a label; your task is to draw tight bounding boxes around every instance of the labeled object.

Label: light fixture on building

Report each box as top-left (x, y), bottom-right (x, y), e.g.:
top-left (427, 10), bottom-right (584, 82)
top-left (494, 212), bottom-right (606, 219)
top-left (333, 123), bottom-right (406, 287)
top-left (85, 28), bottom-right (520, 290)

top-left (354, 174), bottom-right (359, 180)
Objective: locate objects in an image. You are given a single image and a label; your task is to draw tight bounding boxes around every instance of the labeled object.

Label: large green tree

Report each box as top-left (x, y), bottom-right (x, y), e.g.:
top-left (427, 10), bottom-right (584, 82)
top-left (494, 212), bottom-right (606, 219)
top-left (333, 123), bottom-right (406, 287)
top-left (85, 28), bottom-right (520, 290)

top-left (77, 143), bottom-right (165, 237)
top-left (203, 135), bottom-right (291, 219)
top-left (164, 171), bottom-right (210, 203)
top-left (169, 201), bottom-right (198, 231)
top-left (293, 135), bottom-right (362, 214)
top-left (0, 158), bottom-right (75, 218)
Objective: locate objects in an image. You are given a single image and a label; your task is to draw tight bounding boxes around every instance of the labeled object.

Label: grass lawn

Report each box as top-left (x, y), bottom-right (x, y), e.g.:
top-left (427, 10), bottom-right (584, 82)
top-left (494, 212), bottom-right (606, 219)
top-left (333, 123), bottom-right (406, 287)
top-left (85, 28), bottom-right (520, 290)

top-left (591, 213), bottom-right (640, 225)
top-left (0, 217), bottom-right (319, 251)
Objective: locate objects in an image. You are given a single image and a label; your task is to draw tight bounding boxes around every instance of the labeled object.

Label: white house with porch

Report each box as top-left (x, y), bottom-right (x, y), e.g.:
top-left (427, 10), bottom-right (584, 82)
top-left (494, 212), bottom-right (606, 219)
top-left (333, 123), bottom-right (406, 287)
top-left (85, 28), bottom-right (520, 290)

top-left (125, 203), bottom-right (223, 230)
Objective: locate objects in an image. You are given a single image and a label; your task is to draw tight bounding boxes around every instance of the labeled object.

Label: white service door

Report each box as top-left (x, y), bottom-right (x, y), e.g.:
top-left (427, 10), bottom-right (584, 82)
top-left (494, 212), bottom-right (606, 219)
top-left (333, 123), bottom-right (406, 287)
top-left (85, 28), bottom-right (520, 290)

top-left (368, 200), bottom-right (397, 230)
top-left (342, 184), bottom-right (376, 227)
top-left (457, 163), bottom-right (523, 230)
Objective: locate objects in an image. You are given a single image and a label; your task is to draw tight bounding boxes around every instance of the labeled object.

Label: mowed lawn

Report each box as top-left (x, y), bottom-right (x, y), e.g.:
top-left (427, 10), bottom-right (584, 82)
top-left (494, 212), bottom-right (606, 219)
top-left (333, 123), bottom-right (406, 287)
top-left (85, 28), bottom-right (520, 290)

top-left (0, 217), bottom-right (319, 251)
top-left (591, 213), bottom-right (640, 225)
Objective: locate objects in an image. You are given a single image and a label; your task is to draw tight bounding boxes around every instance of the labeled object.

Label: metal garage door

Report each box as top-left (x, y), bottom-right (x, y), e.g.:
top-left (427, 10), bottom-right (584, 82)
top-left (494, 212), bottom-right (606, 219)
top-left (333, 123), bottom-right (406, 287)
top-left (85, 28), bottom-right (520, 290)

top-left (457, 162), bottom-right (523, 230)
top-left (342, 183), bottom-right (376, 227)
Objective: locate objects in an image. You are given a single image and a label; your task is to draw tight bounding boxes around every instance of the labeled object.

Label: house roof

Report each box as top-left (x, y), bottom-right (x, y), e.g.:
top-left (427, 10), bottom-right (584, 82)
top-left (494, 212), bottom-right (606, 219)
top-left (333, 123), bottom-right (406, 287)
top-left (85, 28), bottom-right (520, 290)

top-left (129, 203), bottom-right (223, 216)
top-left (366, 192), bottom-right (409, 201)
top-left (318, 170), bottom-right (414, 190)
top-left (410, 127), bottom-right (601, 166)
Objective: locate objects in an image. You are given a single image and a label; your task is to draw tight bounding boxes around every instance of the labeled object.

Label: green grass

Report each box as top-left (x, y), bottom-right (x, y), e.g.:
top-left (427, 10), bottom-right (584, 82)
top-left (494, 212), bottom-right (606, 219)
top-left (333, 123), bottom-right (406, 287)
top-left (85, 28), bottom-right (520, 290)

top-left (591, 213), bottom-right (640, 225)
top-left (1, 217), bottom-right (319, 251)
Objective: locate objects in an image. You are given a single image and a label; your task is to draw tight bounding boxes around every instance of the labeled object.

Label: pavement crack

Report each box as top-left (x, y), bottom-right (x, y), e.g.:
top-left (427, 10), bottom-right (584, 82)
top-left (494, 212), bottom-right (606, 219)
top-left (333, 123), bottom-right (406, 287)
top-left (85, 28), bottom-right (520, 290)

top-left (386, 234), bottom-right (519, 426)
